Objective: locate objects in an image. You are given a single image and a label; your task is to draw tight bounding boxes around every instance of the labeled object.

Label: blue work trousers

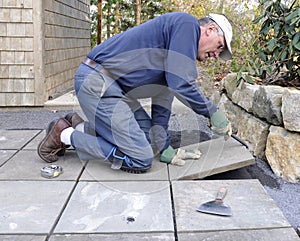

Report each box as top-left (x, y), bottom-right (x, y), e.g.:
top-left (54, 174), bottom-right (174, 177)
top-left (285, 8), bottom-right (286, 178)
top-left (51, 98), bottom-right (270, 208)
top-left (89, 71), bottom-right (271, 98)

top-left (71, 63), bottom-right (154, 168)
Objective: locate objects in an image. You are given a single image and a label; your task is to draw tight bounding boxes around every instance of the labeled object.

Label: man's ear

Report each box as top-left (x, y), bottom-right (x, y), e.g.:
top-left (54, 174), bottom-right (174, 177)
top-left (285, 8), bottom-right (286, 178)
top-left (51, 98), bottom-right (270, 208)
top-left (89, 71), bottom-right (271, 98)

top-left (206, 23), bottom-right (216, 34)
top-left (205, 24), bottom-right (215, 36)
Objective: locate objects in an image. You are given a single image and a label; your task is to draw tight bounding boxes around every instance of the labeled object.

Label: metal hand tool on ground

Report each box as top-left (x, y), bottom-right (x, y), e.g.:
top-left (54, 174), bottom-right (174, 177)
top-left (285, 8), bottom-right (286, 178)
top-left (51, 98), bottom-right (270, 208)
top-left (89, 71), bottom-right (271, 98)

top-left (196, 187), bottom-right (232, 216)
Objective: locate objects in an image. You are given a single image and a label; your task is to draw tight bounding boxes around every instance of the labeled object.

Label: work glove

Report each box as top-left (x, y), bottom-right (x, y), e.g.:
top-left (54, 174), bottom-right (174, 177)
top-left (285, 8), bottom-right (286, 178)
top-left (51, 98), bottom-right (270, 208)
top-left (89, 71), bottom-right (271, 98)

top-left (210, 110), bottom-right (232, 139)
top-left (160, 145), bottom-right (202, 166)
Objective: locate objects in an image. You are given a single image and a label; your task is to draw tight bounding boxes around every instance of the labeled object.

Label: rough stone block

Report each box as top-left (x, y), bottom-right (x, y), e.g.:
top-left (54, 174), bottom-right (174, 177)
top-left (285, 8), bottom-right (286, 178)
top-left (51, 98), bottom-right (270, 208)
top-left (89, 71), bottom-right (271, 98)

top-left (253, 85), bottom-right (284, 125)
top-left (232, 82), bottom-right (259, 112)
top-left (282, 88), bottom-right (300, 132)
top-left (237, 111), bottom-right (270, 159)
top-left (220, 73), bottom-right (238, 99)
top-left (217, 94), bottom-right (239, 133)
top-left (266, 126), bottom-right (300, 183)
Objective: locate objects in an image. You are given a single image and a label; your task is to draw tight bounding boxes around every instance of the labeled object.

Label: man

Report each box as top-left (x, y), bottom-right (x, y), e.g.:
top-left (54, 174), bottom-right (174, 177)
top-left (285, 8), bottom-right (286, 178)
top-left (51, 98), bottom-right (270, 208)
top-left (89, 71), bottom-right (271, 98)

top-left (38, 12), bottom-right (233, 173)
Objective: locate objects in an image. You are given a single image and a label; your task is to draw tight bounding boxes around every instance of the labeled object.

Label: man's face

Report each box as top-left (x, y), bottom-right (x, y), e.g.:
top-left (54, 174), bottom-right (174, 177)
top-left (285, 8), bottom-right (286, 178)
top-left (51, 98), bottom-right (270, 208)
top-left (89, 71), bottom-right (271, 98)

top-left (197, 24), bottom-right (225, 61)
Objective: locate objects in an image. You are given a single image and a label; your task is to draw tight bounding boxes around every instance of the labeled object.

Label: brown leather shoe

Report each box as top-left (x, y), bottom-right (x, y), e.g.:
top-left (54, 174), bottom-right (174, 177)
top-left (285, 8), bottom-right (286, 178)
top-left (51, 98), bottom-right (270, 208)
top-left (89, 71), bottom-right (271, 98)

top-left (64, 112), bottom-right (84, 128)
top-left (38, 118), bottom-right (71, 163)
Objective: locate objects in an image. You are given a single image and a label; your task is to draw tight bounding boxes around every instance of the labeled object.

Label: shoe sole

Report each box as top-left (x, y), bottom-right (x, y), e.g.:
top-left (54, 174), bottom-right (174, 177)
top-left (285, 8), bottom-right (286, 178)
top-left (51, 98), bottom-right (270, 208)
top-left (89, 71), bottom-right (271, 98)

top-left (120, 165), bottom-right (151, 174)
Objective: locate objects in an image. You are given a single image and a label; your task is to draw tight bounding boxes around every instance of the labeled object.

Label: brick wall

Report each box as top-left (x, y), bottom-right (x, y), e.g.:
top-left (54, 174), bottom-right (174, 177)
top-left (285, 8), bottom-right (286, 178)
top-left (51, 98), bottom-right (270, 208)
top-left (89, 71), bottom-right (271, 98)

top-left (0, 0), bottom-right (91, 106)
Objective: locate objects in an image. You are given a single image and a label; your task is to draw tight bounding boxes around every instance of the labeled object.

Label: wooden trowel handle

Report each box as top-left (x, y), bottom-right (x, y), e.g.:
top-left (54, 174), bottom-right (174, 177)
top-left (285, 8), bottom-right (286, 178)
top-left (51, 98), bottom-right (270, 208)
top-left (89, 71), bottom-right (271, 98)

top-left (215, 187), bottom-right (227, 201)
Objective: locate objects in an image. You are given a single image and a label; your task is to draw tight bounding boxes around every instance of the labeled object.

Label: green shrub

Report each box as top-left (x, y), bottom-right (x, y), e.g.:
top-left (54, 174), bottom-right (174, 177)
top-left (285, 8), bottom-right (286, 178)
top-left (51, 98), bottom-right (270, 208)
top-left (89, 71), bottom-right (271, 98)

top-left (239, 0), bottom-right (300, 88)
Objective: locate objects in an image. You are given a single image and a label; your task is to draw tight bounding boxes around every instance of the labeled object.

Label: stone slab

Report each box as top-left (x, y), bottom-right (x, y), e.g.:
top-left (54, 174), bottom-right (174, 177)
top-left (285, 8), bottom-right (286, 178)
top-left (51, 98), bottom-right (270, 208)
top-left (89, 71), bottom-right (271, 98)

top-left (169, 137), bottom-right (255, 180)
top-left (49, 233), bottom-right (175, 241)
top-left (23, 130), bottom-right (44, 150)
top-left (0, 150), bottom-right (86, 181)
top-left (0, 130), bottom-right (40, 149)
top-left (80, 158), bottom-right (169, 181)
top-left (54, 181), bottom-right (173, 233)
top-left (44, 90), bottom-right (80, 110)
top-left (0, 150), bottom-right (16, 166)
top-left (172, 179), bottom-right (291, 233)
top-left (0, 181), bottom-right (74, 233)
top-left (177, 228), bottom-right (300, 241)
top-left (0, 235), bottom-right (46, 241)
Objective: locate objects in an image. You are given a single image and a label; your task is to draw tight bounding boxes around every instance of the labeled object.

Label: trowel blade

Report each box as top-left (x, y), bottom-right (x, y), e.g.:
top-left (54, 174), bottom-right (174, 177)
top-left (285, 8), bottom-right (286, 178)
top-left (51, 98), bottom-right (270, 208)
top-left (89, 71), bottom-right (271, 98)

top-left (196, 200), bottom-right (232, 216)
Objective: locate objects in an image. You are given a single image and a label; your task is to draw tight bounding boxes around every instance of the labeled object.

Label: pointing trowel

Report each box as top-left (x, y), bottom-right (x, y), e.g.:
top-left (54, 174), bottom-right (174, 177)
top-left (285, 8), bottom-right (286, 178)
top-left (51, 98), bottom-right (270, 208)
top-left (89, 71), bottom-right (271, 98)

top-left (196, 187), bottom-right (232, 216)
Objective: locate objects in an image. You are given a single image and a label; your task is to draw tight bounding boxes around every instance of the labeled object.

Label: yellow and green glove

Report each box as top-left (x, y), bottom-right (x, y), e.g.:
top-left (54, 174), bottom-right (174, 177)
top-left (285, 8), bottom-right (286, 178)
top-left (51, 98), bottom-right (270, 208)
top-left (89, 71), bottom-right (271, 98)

top-left (210, 110), bottom-right (232, 138)
top-left (160, 145), bottom-right (201, 166)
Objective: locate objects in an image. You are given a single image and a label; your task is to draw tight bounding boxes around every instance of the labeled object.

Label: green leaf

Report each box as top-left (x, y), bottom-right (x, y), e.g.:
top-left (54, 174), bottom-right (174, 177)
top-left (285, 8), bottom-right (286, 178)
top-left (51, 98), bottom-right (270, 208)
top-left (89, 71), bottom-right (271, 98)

top-left (293, 32), bottom-right (300, 47)
top-left (252, 15), bottom-right (264, 24)
top-left (268, 39), bottom-right (276, 51)
top-left (245, 75), bottom-right (255, 84)
top-left (295, 42), bottom-right (300, 50)
top-left (280, 49), bottom-right (287, 61)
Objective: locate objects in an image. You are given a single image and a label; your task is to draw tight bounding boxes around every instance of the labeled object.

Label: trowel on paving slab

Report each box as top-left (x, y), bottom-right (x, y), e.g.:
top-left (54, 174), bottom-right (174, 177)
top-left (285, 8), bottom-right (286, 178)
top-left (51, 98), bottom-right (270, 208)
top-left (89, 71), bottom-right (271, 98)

top-left (196, 187), bottom-right (232, 216)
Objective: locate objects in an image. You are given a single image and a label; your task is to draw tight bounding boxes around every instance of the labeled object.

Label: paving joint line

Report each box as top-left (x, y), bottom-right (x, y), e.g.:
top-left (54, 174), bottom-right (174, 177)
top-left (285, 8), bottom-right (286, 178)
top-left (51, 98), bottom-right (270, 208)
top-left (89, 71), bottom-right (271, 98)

top-left (45, 160), bottom-right (88, 240)
top-left (168, 165), bottom-right (178, 241)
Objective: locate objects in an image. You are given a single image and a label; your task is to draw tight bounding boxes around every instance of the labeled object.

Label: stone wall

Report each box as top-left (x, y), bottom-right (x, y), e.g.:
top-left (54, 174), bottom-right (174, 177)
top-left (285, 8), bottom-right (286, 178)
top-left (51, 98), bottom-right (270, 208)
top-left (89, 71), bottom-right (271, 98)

top-left (212, 73), bottom-right (300, 183)
top-left (0, 0), bottom-right (90, 106)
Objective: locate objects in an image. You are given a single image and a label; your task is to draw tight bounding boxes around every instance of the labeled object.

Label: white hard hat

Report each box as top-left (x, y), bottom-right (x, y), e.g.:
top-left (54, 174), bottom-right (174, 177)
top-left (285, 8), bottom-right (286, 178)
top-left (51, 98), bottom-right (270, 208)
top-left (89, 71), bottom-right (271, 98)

top-left (207, 13), bottom-right (233, 60)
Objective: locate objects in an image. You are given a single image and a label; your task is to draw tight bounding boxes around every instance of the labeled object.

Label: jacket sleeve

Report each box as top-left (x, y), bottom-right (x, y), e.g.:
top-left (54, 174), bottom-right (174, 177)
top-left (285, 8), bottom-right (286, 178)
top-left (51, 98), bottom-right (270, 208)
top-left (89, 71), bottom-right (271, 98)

top-left (164, 21), bottom-right (217, 118)
top-left (150, 89), bottom-right (174, 151)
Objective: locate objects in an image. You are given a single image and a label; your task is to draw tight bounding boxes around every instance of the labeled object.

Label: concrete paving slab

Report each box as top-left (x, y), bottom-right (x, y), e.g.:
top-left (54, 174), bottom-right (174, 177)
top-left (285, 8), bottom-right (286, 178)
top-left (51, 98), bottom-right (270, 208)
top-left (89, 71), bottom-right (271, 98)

top-left (44, 90), bottom-right (80, 110)
top-left (49, 233), bottom-right (174, 241)
top-left (0, 150), bottom-right (86, 181)
top-left (0, 130), bottom-right (40, 150)
top-left (177, 228), bottom-right (300, 241)
top-left (172, 179), bottom-right (291, 233)
top-left (0, 235), bottom-right (46, 241)
top-left (80, 158), bottom-right (169, 181)
top-left (54, 181), bottom-right (173, 233)
top-left (0, 181), bottom-right (75, 234)
top-left (169, 137), bottom-right (255, 180)
top-left (0, 150), bottom-right (16, 166)
top-left (23, 130), bottom-right (44, 150)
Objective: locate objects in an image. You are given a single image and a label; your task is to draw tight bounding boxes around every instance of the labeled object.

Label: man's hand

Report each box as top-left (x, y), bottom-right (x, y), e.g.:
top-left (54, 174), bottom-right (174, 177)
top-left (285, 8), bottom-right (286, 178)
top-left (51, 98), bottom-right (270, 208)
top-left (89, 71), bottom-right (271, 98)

top-left (210, 110), bottom-right (232, 138)
top-left (160, 145), bottom-right (201, 166)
